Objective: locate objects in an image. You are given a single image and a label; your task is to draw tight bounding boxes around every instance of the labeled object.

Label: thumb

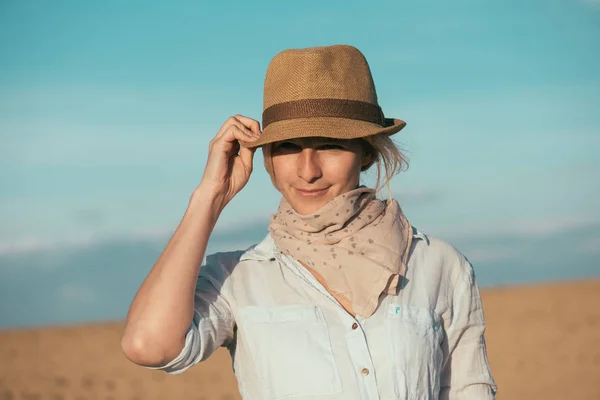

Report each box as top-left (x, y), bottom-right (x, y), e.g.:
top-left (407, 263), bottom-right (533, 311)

top-left (239, 146), bottom-right (256, 174)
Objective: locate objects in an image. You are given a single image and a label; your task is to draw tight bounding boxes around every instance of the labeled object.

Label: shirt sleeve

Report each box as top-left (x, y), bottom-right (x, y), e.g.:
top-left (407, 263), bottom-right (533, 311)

top-left (439, 255), bottom-right (498, 399)
top-left (147, 251), bottom-right (243, 375)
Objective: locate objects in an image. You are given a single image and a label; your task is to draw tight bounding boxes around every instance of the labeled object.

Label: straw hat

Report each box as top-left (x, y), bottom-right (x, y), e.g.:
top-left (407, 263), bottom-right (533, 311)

top-left (242, 44), bottom-right (406, 148)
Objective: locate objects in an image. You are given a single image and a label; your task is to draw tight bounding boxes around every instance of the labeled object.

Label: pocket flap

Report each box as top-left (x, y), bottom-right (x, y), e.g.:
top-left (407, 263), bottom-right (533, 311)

top-left (387, 304), bottom-right (442, 329)
top-left (240, 305), bottom-right (322, 323)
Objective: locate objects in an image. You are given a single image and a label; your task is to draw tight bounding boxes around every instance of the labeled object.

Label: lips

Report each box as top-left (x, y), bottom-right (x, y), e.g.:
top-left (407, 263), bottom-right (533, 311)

top-left (295, 187), bottom-right (329, 198)
top-left (297, 188), bottom-right (327, 193)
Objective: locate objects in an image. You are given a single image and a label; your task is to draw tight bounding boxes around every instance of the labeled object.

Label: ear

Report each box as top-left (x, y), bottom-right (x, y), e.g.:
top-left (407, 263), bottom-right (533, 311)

top-left (360, 150), bottom-right (376, 171)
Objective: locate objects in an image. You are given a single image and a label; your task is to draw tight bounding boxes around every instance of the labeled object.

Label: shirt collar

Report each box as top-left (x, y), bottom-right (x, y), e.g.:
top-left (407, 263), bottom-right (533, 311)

top-left (240, 226), bottom-right (429, 262)
top-left (239, 234), bottom-right (278, 262)
top-left (412, 226), bottom-right (430, 245)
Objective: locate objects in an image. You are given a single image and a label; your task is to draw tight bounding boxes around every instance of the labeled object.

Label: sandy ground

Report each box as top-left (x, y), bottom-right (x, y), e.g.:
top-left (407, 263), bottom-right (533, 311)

top-left (1, 278), bottom-right (599, 400)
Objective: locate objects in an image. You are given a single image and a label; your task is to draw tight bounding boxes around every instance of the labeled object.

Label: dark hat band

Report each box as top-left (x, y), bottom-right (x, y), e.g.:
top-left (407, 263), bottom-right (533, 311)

top-left (262, 99), bottom-right (386, 129)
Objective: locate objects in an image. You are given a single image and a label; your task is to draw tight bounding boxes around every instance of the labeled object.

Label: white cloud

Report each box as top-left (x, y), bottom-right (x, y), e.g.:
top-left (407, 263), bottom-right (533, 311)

top-left (0, 84), bottom-right (233, 167)
top-left (2, 213), bottom-right (599, 258)
top-left (0, 228), bottom-right (168, 257)
top-left (0, 119), bottom-right (213, 167)
top-left (511, 215), bottom-right (599, 237)
top-left (0, 236), bottom-right (91, 257)
top-left (434, 214), bottom-right (600, 240)
top-left (463, 245), bottom-right (522, 264)
top-left (0, 205), bottom-right (270, 258)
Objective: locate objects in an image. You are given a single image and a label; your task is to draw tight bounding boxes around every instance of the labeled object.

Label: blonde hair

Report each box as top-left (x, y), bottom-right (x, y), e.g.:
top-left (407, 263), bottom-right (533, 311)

top-left (360, 134), bottom-right (409, 195)
top-left (262, 134), bottom-right (409, 196)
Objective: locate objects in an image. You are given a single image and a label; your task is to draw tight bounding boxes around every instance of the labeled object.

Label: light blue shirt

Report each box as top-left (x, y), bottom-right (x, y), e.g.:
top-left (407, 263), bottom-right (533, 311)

top-left (150, 228), bottom-right (497, 399)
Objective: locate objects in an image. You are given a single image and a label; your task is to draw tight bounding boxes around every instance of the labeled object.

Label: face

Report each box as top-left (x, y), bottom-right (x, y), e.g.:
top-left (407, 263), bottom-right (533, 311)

top-left (270, 137), bottom-right (369, 215)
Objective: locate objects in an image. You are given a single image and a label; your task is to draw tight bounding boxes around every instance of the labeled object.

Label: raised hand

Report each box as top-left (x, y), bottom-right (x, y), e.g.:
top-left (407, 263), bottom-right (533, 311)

top-left (198, 114), bottom-right (261, 209)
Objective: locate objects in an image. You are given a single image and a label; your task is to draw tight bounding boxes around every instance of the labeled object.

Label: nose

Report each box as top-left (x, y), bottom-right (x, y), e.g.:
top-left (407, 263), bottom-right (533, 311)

top-left (297, 148), bottom-right (322, 183)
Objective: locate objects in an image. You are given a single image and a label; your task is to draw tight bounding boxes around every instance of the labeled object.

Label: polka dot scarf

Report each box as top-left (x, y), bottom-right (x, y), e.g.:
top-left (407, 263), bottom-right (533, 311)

top-left (269, 186), bottom-right (413, 318)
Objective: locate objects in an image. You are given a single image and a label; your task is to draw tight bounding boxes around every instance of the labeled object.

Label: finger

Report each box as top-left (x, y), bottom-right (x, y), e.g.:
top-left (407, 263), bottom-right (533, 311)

top-left (239, 146), bottom-right (256, 172)
top-left (209, 126), bottom-right (249, 154)
top-left (214, 116), bottom-right (244, 139)
top-left (233, 119), bottom-right (260, 140)
top-left (234, 114), bottom-right (262, 136)
top-left (219, 120), bottom-right (259, 144)
top-left (223, 125), bottom-right (257, 145)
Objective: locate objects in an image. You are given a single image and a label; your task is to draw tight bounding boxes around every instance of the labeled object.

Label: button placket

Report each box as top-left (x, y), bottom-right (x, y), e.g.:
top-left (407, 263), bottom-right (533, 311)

top-left (345, 320), bottom-right (380, 399)
top-left (277, 252), bottom-right (380, 398)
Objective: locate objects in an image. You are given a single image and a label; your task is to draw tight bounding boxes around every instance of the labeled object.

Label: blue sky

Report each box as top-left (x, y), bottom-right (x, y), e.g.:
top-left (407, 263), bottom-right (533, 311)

top-left (1, 0), bottom-right (599, 328)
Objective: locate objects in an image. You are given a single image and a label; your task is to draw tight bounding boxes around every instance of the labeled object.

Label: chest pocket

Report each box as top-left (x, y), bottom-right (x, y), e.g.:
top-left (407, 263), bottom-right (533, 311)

top-left (238, 305), bottom-right (342, 400)
top-left (386, 304), bottom-right (444, 400)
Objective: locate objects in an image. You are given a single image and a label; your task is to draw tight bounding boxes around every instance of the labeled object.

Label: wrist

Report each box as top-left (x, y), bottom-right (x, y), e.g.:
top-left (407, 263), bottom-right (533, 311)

top-left (189, 184), bottom-right (226, 218)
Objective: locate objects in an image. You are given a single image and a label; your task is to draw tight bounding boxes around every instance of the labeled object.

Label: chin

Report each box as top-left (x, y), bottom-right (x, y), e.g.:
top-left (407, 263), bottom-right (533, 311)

top-left (282, 186), bottom-right (347, 215)
top-left (292, 194), bottom-right (339, 215)
top-left (288, 201), bottom-right (323, 216)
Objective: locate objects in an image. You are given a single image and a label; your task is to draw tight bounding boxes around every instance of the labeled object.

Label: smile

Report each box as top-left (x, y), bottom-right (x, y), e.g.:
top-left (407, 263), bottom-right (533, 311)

top-left (295, 187), bottom-right (329, 198)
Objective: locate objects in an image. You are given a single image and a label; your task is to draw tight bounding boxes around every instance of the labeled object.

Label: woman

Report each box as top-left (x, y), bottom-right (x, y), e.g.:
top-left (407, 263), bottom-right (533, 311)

top-left (122, 45), bottom-right (497, 399)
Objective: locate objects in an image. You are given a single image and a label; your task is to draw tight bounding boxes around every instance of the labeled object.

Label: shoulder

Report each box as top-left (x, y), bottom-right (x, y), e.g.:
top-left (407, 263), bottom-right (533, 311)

top-left (198, 248), bottom-right (251, 286)
top-left (409, 228), bottom-right (475, 287)
top-left (198, 233), bottom-right (275, 284)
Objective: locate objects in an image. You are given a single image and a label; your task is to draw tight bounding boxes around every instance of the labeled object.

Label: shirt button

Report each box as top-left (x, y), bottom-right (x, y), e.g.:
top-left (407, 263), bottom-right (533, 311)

top-left (361, 368), bottom-right (370, 376)
top-left (351, 322), bottom-right (358, 330)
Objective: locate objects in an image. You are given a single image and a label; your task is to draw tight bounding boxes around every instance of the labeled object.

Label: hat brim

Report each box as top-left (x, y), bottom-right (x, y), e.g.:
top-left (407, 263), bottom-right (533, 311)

top-left (240, 117), bottom-right (406, 148)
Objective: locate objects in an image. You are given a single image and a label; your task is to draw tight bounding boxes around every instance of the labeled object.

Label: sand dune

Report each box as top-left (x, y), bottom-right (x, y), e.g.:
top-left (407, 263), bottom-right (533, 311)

top-left (1, 279), bottom-right (599, 400)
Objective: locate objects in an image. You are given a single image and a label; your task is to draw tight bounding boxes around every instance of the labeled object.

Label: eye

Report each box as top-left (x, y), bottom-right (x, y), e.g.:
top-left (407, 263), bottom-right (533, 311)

top-left (318, 143), bottom-right (345, 151)
top-left (273, 141), bottom-right (301, 152)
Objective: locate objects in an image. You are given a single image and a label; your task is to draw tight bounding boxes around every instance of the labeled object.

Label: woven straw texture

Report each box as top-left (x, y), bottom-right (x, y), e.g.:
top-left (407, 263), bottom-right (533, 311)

top-left (242, 45), bottom-right (406, 148)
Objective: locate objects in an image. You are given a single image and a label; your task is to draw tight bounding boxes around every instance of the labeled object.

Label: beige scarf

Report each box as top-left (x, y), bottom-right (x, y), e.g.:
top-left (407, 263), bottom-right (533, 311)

top-left (269, 187), bottom-right (413, 318)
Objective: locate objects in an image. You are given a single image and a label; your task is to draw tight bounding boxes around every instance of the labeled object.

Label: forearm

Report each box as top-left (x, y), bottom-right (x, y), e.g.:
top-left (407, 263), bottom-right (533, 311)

top-left (122, 187), bottom-right (223, 366)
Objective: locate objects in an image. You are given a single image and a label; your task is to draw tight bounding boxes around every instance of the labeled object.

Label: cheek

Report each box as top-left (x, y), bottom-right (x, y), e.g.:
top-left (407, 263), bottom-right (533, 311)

top-left (271, 156), bottom-right (293, 188)
top-left (325, 154), bottom-right (362, 182)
